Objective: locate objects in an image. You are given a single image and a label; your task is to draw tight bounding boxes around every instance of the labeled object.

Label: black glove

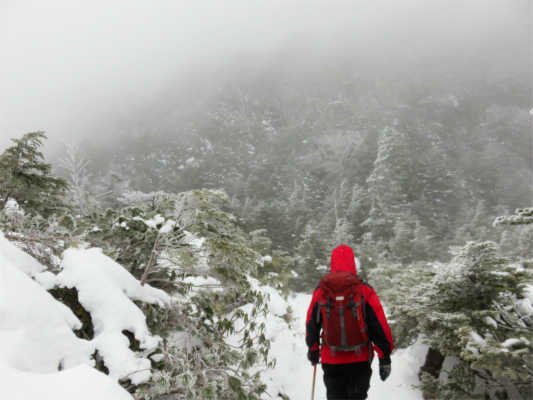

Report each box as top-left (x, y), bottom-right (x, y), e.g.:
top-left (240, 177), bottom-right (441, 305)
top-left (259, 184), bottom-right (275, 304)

top-left (379, 359), bottom-right (391, 381)
top-left (307, 350), bottom-right (319, 366)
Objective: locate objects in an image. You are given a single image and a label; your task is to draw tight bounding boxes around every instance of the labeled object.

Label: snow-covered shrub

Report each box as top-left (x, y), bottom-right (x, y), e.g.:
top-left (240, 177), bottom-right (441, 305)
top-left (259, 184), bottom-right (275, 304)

top-left (0, 202), bottom-right (82, 271)
top-left (0, 187), bottom-right (286, 399)
top-left (372, 241), bottom-right (532, 399)
top-left (75, 189), bottom-right (280, 398)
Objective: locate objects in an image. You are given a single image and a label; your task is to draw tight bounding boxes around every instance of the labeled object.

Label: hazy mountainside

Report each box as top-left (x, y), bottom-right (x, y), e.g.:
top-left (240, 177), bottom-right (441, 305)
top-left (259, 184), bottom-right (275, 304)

top-left (62, 22), bottom-right (532, 289)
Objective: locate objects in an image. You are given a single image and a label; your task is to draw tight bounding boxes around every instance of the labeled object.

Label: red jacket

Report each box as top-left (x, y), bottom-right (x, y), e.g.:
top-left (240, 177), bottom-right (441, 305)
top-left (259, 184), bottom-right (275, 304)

top-left (306, 245), bottom-right (394, 364)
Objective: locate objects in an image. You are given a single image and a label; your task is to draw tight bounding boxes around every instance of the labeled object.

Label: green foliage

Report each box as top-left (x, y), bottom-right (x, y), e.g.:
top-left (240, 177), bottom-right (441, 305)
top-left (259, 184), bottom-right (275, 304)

top-left (249, 229), bottom-right (295, 293)
top-left (0, 132), bottom-right (69, 216)
top-left (291, 222), bottom-right (330, 291)
top-left (81, 189), bottom-right (280, 399)
top-left (418, 365), bottom-right (480, 400)
top-left (0, 209), bottom-right (82, 271)
top-left (372, 241), bottom-right (533, 399)
top-left (1, 173), bottom-right (280, 399)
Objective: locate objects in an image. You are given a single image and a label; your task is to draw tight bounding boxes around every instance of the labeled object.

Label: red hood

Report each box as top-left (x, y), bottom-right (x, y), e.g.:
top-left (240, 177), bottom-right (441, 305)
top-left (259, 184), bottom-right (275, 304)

top-left (330, 245), bottom-right (357, 274)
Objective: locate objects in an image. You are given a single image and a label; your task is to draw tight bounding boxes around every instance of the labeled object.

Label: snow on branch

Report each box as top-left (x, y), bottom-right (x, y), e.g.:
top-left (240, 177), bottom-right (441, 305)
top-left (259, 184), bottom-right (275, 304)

top-left (493, 208), bottom-right (533, 227)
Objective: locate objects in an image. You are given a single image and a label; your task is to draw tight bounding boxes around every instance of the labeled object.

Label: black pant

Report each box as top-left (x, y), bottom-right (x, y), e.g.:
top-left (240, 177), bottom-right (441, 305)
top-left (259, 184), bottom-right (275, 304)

top-left (322, 361), bottom-right (373, 400)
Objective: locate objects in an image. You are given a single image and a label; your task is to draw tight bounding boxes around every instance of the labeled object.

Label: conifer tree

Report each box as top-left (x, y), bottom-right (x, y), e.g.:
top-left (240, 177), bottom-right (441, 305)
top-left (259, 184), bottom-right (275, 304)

top-left (363, 127), bottom-right (410, 242)
top-left (374, 241), bottom-right (532, 400)
top-left (0, 132), bottom-right (68, 216)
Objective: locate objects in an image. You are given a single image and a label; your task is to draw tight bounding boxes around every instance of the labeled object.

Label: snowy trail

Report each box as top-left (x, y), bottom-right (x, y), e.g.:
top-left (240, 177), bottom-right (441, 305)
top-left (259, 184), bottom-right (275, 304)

top-left (264, 293), bottom-right (426, 400)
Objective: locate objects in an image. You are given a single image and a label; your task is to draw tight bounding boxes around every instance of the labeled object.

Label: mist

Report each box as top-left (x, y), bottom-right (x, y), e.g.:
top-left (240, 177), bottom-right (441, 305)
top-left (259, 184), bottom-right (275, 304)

top-left (1, 1), bottom-right (530, 154)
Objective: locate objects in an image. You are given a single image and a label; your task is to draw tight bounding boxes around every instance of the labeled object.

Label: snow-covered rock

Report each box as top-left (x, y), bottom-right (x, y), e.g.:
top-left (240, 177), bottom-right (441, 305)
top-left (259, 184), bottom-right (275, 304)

top-left (56, 248), bottom-right (171, 385)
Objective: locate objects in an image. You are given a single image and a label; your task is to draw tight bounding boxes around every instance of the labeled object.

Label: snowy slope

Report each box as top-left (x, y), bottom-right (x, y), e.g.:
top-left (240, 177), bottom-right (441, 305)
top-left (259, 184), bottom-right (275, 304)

top-left (0, 233), bottom-right (168, 400)
top-left (0, 233), bottom-right (133, 400)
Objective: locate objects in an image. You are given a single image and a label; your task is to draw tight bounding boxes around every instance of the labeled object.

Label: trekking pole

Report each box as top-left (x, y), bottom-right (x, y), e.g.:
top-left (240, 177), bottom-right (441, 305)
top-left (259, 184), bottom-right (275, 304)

top-left (311, 364), bottom-right (317, 400)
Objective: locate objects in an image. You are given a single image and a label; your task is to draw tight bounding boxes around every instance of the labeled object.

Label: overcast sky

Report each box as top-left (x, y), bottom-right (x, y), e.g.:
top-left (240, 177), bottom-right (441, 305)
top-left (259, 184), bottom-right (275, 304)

top-left (1, 1), bottom-right (530, 153)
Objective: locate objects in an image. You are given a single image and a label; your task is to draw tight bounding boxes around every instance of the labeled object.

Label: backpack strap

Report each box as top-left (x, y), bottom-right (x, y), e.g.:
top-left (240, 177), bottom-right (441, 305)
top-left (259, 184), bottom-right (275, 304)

top-left (347, 295), bottom-right (358, 319)
top-left (329, 339), bottom-right (371, 357)
top-left (319, 296), bottom-right (334, 321)
top-left (339, 305), bottom-right (347, 347)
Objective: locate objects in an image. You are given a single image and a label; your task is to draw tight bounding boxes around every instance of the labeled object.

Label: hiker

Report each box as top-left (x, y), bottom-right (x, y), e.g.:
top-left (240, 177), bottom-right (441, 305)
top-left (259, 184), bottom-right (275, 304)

top-left (305, 244), bottom-right (394, 400)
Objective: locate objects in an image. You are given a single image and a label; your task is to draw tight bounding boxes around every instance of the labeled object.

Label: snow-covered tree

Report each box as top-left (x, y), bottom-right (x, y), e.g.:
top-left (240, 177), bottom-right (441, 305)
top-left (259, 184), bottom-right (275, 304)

top-left (373, 241), bottom-right (532, 400)
top-left (58, 141), bottom-right (95, 215)
top-left (292, 222), bottom-right (329, 291)
top-left (363, 127), bottom-right (411, 242)
top-left (493, 207), bottom-right (533, 227)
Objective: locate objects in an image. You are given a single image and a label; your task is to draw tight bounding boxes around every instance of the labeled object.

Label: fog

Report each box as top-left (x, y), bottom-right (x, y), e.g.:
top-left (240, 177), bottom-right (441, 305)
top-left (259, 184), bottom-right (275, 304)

top-left (0, 1), bottom-right (530, 153)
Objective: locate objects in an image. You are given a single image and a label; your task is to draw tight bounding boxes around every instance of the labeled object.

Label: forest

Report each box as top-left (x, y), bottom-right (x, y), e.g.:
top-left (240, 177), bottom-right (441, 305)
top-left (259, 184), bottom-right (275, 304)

top-left (65, 20), bottom-right (532, 291)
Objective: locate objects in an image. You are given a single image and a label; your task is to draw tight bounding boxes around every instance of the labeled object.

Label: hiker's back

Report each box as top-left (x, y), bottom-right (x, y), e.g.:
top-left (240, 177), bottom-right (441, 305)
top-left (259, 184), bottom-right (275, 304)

top-left (318, 271), bottom-right (369, 356)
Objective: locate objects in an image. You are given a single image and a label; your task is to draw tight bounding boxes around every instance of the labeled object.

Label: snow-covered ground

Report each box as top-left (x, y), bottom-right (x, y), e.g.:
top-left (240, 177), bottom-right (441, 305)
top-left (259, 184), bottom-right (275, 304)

top-left (263, 293), bottom-right (426, 400)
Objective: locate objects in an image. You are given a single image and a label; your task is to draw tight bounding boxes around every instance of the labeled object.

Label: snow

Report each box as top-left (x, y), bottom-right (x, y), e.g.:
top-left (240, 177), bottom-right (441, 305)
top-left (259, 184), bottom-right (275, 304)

top-left (0, 229), bottom-right (427, 400)
top-left (159, 219), bottom-right (176, 234)
top-left (0, 233), bottom-right (133, 399)
top-left (0, 251), bottom-right (94, 373)
top-left (56, 248), bottom-right (171, 385)
top-left (150, 354), bottom-right (165, 362)
top-left (1, 363), bottom-right (132, 400)
top-left (249, 277), bottom-right (288, 317)
top-left (143, 214), bottom-right (167, 230)
top-left (261, 255), bottom-right (273, 264)
top-left (0, 231), bottom-right (46, 277)
top-left (2, 199), bottom-right (24, 218)
top-left (222, 278), bottom-right (425, 399)
top-left (483, 316), bottom-right (498, 328)
top-left (522, 284), bottom-right (533, 303)
top-left (469, 330), bottom-right (487, 347)
top-left (501, 338), bottom-right (522, 348)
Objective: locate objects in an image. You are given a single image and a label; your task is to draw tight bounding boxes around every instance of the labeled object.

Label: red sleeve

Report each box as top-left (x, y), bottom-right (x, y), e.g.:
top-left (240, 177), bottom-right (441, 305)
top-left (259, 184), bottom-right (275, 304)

top-left (305, 288), bottom-right (322, 351)
top-left (363, 285), bottom-right (394, 358)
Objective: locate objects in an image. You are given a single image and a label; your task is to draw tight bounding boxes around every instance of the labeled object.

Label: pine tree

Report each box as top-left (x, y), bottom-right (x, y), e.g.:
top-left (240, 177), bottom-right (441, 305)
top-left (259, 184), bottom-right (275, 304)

top-left (372, 198), bottom-right (533, 400)
top-left (363, 127), bottom-right (410, 242)
top-left (292, 222), bottom-right (329, 291)
top-left (0, 132), bottom-right (69, 216)
top-left (377, 241), bottom-right (532, 400)
top-left (58, 141), bottom-right (94, 215)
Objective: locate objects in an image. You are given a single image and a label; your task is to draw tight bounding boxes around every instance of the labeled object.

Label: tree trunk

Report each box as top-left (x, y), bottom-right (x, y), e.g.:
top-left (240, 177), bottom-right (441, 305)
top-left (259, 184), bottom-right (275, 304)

top-left (419, 347), bottom-right (445, 379)
top-left (419, 347), bottom-right (446, 400)
top-left (140, 240), bottom-right (159, 286)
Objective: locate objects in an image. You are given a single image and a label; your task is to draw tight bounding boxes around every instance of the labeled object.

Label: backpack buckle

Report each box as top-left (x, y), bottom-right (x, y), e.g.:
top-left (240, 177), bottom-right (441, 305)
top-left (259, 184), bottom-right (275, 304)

top-left (347, 295), bottom-right (358, 319)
